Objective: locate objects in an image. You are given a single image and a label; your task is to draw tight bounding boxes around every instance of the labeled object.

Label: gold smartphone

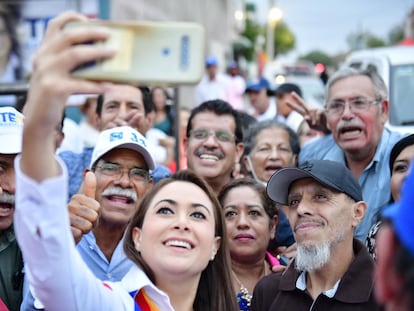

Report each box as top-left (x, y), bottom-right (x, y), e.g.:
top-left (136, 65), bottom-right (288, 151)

top-left (66, 20), bottom-right (205, 85)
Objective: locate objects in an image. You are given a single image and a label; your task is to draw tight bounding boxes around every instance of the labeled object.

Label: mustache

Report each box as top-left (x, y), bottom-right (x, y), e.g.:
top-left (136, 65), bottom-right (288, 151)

top-left (336, 119), bottom-right (365, 132)
top-left (101, 186), bottom-right (138, 203)
top-left (0, 192), bottom-right (15, 205)
top-left (195, 147), bottom-right (224, 159)
top-left (294, 217), bottom-right (324, 231)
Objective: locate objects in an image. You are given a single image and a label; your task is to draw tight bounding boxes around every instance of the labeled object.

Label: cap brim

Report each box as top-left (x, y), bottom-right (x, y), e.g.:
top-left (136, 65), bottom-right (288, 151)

top-left (245, 87), bottom-right (261, 93)
top-left (90, 142), bottom-right (155, 171)
top-left (267, 167), bottom-right (315, 205)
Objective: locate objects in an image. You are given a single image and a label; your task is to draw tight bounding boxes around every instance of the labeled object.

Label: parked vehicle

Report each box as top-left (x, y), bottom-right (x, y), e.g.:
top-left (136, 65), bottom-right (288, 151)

top-left (343, 46), bottom-right (414, 134)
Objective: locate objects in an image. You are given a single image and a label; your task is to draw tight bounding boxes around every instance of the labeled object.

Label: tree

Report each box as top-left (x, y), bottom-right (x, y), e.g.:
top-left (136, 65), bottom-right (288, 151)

top-left (388, 24), bottom-right (404, 45)
top-left (270, 22), bottom-right (295, 57)
top-left (239, 15), bottom-right (262, 61)
top-left (238, 3), bottom-right (295, 61)
top-left (299, 50), bottom-right (334, 67)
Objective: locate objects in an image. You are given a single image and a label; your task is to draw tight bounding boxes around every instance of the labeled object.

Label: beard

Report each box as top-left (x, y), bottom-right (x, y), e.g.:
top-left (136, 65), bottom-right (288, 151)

top-left (295, 234), bottom-right (347, 272)
top-left (295, 242), bottom-right (331, 272)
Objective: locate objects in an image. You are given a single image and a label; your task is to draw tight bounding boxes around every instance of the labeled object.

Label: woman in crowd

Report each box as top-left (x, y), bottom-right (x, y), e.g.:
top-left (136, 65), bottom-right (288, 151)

top-left (15, 11), bottom-right (238, 311)
top-left (366, 133), bottom-right (414, 260)
top-left (151, 87), bottom-right (175, 136)
top-left (218, 178), bottom-right (280, 311)
top-left (242, 119), bottom-right (300, 186)
top-left (241, 119), bottom-right (299, 251)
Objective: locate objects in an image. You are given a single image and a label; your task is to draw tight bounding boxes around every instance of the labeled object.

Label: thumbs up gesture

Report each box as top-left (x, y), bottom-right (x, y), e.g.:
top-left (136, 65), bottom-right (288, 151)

top-left (68, 171), bottom-right (100, 244)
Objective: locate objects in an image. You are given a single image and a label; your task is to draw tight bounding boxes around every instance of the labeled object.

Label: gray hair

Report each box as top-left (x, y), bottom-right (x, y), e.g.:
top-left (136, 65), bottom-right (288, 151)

top-left (325, 67), bottom-right (388, 107)
top-left (243, 119), bottom-right (300, 156)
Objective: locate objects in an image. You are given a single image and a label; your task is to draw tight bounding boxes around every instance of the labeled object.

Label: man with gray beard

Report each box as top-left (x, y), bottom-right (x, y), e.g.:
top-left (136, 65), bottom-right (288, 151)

top-left (0, 106), bottom-right (24, 311)
top-left (21, 125), bottom-right (154, 310)
top-left (251, 160), bottom-right (381, 310)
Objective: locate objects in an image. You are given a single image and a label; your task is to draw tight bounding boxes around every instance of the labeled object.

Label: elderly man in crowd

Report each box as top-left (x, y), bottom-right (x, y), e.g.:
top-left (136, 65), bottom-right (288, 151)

top-left (0, 107), bottom-right (24, 311)
top-left (20, 126), bottom-right (155, 310)
top-left (295, 68), bottom-right (405, 241)
top-left (251, 160), bottom-right (380, 310)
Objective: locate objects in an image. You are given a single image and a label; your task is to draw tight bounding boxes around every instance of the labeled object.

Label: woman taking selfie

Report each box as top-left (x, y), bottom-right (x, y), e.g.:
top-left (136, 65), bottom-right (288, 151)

top-left (15, 11), bottom-right (237, 311)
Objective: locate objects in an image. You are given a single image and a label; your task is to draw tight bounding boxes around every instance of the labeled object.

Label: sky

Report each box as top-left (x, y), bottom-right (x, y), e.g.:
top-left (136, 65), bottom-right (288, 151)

top-left (250, 0), bottom-right (414, 60)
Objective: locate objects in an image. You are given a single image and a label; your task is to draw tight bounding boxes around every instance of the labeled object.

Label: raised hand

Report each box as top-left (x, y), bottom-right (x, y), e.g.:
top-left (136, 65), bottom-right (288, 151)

top-left (21, 12), bottom-right (117, 182)
top-left (286, 92), bottom-right (330, 134)
top-left (69, 171), bottom-right (100, 244)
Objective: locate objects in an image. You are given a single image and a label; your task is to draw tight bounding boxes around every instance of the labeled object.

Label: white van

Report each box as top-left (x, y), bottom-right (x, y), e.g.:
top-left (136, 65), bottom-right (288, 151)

top-left (343, 46), bottom-right (414, 134)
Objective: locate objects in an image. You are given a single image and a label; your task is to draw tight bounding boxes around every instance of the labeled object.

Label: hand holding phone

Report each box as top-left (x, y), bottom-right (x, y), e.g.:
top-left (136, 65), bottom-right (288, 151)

top-left (66, 20), bottom-right (205, 86)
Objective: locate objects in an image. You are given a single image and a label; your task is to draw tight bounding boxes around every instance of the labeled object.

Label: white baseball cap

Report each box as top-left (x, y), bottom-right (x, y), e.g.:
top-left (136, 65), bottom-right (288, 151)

top-left (0, 106), bottom-right (24, 154)
top-left (90, 126), bottom-right (155, 170)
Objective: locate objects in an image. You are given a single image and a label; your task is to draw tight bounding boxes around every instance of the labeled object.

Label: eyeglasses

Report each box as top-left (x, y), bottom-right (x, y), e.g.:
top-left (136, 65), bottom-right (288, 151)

top-left (95, 162), bottom-right (150, 183)
top-left (189, 129), bottom-right (235, 143)
top-left (326, 97), bottom-right (381, 116)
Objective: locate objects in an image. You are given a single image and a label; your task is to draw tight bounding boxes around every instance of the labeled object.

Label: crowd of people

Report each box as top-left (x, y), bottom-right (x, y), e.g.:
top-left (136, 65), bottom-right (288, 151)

top-left (0, 10), bottom-right (414, 311)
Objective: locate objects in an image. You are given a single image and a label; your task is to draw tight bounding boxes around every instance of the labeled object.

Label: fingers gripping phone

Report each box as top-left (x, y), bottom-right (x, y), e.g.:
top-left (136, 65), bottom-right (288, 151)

top-left (66, 20), bottom-right (205, 85)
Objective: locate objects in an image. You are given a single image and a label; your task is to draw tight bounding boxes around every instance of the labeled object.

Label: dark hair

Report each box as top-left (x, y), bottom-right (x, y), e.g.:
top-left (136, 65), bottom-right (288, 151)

top-left (150, 86), bottom-right (175, 136)
top-left (236, 110), bottom-right (257, 137)
top-left (243, 119), bottom-right (300, 156)
top-left (96, 86), bottom-right (153, 116)
top-left (124, 169), bottom-right (238, 311)
top-left (389, 134), bottom-right (414, 173)
top-left (186, 99), bottom-right (243, 144)
top-left (0, 4), bottom-right (23, 79)
top-left (218, 177), bottom-right (278, 221)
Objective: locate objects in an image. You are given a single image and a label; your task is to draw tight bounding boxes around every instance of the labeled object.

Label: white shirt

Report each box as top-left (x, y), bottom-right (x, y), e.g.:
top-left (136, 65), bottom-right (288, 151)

top-left (276, 110), bottom-right (304, 132)
top-left (226, 75), bottom-right (246, 110)
top-left (146, 127), bottom-right (168, 164)
top-left (195, 73), bottom-right (230, 106)
top-left (56, 118), bottom-right (84, 154)
top-left (248, 97), bottom-right (277, 122)
top-left (14, 156), bottom-right (174, 311)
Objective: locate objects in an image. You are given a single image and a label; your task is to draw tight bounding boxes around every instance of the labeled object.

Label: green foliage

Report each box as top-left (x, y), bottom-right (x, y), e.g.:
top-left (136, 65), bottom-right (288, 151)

top-left (240, 18), bottom-right (262, 61)
top-left (347, 22), bottom-right (405, 51)
top-left (239, 3), bottom-right (295, 61)
top-left (365, 34), bottom-right (386, 48)
top-left (388, 24), bottom-right (405, 45)
top-left (271, 22), bottom-right (295, 57)
top-left (299, 50), bottom-right (334, 67)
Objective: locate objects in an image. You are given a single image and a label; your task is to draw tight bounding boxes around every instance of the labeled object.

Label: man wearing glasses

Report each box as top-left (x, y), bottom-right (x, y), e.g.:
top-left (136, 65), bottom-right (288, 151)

top-left (184, 99), bottom-right (244, 194)
top-left (21, 126), bottom-right (154, 310)
top-left (293, 67), bottom-right (406, 241)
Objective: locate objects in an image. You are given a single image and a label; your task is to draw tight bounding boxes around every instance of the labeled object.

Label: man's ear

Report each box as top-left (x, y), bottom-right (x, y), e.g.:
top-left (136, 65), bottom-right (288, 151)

top-left (379, 99), bottom-right (390, 125)
top-left (235, 143), bottom-right (245, 163)
top-left (351, 200), bottom-right (367, 228)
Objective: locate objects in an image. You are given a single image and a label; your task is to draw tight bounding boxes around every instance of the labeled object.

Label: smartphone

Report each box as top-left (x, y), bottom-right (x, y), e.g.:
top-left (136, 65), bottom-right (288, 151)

top-left (66, 20), bottom-right (205, 85)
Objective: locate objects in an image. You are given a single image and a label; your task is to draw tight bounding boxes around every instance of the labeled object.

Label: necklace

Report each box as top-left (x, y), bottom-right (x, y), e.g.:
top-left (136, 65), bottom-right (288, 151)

top-left (231, 261), bottom-right (267, 311)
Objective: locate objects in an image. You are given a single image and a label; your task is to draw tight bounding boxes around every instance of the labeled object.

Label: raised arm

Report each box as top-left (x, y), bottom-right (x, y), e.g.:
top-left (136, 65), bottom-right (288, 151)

top-left (21, 11), bottom-right (115, 182)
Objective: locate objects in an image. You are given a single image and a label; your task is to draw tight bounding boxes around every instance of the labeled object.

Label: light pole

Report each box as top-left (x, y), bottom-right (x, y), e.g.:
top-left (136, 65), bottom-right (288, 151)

top-left (266, 6), bottom-right (283, 62)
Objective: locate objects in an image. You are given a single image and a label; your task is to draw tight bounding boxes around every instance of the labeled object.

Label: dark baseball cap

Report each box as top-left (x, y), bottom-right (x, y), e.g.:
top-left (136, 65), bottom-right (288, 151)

top-left (275, 83), bottom-right (302, 97)
top-left (245, 77), bottom-right (271, 92)
top-left (205, 56), bottom-right (218, 67)
top-left (267, 160), bottom-right (363, 205)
